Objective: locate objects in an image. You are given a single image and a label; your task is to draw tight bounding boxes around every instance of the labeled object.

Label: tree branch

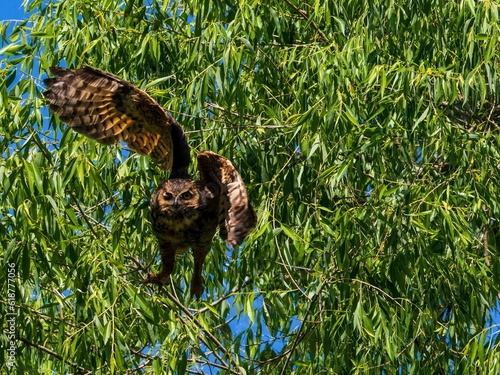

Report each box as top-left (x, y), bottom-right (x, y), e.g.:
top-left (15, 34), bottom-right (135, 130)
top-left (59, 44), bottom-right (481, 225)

top-left (196, 276), bottom-right (252, 314)
top-left (160, 289), bottom-right (244, 375)
top-left (282, 0), bottom-right (329, 42)
top-left (19, 337), bottom-right (92, 374)
top-left (278, 280), bottom-right (326, 375)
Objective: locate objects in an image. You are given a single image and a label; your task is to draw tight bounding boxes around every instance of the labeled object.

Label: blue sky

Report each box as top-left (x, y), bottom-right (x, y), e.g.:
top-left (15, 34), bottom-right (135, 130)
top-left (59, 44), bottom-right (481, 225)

top-left (0, 0), bottom-right (25, 21)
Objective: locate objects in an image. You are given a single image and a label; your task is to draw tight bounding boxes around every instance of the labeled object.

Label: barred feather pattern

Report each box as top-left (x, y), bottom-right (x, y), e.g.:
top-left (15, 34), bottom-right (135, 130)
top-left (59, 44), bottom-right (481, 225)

top-left (197, 151), bottom-right (257, 248)
top-left (43, 65), bottom-right (187, 172)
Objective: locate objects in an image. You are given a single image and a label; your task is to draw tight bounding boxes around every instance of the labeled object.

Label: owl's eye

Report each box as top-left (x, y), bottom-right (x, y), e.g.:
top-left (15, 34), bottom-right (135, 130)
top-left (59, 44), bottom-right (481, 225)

top-left (163, 192), bottom-right (174, 200)
top-left (181, 191), bottom-right (193, 200)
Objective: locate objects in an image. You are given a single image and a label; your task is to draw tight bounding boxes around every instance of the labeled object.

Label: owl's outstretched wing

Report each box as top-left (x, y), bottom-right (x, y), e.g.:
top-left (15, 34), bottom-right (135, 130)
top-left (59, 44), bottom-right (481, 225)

top-left (197, 151), bottom-right (256, 248)
top-left (43, 66), bottom-right (190, 178)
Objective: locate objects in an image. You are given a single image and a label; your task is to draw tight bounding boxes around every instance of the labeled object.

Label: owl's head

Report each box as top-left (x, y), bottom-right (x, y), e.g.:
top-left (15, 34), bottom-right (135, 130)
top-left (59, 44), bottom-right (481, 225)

top-left (152, 179), bottom-right (214, 214)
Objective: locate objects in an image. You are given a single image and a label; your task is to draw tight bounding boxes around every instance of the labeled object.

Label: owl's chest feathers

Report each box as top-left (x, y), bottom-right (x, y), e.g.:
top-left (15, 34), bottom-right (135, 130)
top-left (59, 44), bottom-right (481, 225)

top-left (153, 212), bottom-right (217, 243)
top-left (149, 179), bottom-right (221, 252)
top-left (151, 202), bottom-right (219, 247)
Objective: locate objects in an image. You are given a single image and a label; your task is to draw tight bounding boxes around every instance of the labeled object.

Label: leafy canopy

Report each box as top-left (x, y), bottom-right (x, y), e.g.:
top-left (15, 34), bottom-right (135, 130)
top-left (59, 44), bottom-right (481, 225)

top-left (1, 0), bottom-right (500, 374)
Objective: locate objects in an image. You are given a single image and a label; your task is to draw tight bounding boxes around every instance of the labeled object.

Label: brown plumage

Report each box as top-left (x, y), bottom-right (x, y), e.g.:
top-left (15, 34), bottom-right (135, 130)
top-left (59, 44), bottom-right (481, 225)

top-left (44, 65), bottom-right (256, 298)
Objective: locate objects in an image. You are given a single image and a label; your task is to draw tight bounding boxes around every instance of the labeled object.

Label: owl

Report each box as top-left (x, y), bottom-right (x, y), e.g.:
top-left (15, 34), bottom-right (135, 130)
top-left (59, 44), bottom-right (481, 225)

top-left (43, 66), bottom-right (256, 298)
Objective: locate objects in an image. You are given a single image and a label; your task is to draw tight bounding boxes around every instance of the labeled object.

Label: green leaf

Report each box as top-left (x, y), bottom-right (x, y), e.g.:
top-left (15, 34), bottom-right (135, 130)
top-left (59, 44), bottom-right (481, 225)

top-left (0, 43), bottom-right (26, 56)
top-left (280, 223), bottom-right (300, 242)
top-left (4, 1), bottom-right (500, 373)
top-left (142, 75), bottom-right (173, 90)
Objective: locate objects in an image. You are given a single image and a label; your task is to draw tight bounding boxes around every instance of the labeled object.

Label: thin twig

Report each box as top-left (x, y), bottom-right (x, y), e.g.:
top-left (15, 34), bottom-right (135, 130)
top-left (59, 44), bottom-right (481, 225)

top-left (349, 278), bottom-right (403, 308)
top-left (279, 280), bottom-right (326, 375)
top-left (282, 0), bottom-right (329, 42)
top-left (163, 289), bottom-right (243, 374)
top-left (196, 276), bottom-right (252, 314)
top-left (482, 204), bottom-right (491, 267)
top-left (19, 337), bottom-right (92, 374)
top-left (205, 101), bottom-right (290, 129)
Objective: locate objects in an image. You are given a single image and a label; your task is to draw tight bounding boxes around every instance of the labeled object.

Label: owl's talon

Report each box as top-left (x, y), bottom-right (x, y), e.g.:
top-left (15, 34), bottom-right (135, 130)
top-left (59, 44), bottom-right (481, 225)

top-left (190, 281), bottom-right (204, 300)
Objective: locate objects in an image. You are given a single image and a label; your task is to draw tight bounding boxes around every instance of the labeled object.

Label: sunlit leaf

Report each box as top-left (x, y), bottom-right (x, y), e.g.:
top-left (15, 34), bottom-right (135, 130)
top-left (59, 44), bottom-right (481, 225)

top-left (2, 0), bottom-right (500, 374)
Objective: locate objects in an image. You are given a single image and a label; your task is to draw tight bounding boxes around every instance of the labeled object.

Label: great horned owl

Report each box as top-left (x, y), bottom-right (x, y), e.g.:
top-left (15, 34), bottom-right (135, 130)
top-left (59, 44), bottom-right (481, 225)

top-left (43, 66), bottom-right (256, 298)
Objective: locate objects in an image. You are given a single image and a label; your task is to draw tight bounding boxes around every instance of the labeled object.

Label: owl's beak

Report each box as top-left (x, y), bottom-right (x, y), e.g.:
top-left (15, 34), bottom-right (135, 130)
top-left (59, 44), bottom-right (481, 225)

top-left (173, 197), bottom-right (179, 208)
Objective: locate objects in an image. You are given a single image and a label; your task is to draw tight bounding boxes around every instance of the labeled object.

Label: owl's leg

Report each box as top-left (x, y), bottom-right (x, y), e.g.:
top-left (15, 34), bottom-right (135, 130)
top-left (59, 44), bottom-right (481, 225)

top-left (144, 241), bottom-right (176, 285)
top-left (191, 245), bottom-right (211, 299)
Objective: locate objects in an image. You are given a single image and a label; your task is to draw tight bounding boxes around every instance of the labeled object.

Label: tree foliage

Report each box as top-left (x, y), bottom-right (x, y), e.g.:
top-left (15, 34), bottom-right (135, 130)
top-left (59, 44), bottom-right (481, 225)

top-left (1, 0), bottom-right (500, 373)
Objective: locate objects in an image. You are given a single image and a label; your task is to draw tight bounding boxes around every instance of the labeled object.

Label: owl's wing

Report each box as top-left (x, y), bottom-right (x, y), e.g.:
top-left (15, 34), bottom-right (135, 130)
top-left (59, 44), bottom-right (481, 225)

top-left (43, 66), bottom-right (190, 177)
top-left (197, 151), bottom-right (256, 248)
